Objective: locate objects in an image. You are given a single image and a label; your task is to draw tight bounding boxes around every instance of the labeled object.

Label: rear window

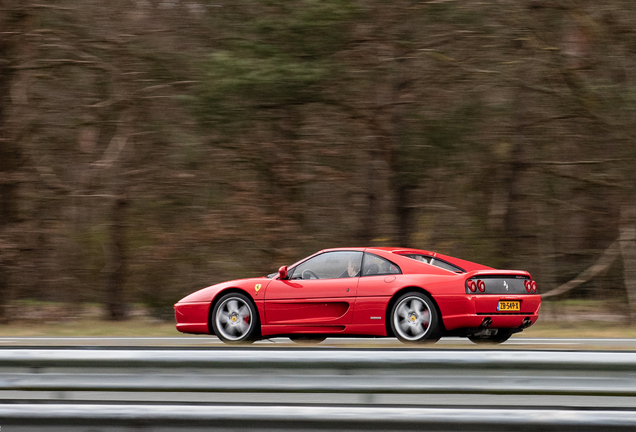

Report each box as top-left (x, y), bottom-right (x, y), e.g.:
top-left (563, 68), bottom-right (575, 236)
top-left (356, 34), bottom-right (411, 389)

top-left (401, 254), bottom-right (465, 273)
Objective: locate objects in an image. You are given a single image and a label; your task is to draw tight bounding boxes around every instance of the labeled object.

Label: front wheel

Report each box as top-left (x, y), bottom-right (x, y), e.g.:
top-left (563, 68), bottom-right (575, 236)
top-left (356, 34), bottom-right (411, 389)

top-left (390, 292), bottom-right (441, 344)
top-left (211, 293), bottom-right (260, 344)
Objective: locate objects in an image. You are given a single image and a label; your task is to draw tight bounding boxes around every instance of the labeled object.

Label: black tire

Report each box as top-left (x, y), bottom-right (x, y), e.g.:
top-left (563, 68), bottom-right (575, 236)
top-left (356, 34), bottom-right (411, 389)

top-left (468, 330), bottom-right (512, 344)
top-left (211, 292), bottom-right (260, 344)
top-left (289, 336), bottom-right (326, 344)
top-left (390, 292), bottom-right (441, 344)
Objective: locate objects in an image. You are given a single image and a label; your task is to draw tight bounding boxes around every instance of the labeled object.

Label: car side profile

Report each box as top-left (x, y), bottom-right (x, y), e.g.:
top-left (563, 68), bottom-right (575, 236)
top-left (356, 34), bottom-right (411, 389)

top-left (174, 247), bottom-right (541, 344)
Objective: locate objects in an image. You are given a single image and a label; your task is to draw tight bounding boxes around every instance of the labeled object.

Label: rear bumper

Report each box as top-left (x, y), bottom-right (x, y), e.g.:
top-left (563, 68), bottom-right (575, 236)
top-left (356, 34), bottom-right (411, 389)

top-left (437, 294), bottom-right (541, 331)
top-left (443, 313), bottom-right (539, 332)
top-left (174, 301), bottom-right (210, 334)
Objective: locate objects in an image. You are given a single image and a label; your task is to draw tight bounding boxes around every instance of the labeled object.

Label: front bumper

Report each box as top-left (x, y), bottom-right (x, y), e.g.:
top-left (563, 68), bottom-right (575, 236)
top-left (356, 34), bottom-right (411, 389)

top-left (174, 301), bottom-right (210, 334)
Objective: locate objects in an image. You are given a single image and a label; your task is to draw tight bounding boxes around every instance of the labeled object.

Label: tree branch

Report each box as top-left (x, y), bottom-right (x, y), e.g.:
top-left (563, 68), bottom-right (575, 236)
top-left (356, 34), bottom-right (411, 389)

top-left (542, 240), bottom-right (620, 298)
top-left (543, 166), bottom-right (624, 188)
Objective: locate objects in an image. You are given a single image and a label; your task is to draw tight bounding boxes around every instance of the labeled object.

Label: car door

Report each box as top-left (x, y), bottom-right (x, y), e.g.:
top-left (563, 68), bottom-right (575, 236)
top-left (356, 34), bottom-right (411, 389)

top-left (352, 253), bottom-right (402, 327)
top-left (264, 251), bottom-right (362, 326)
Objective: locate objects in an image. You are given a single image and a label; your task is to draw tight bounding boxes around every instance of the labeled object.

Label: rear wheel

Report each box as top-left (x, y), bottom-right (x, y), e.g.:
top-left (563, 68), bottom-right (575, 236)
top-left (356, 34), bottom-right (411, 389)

top-left (211, 293), bottom-right (260, 344)
top-left (390, 292), bottom-right (441, 344)
top-left (468, 330), bottom-right (512, 344)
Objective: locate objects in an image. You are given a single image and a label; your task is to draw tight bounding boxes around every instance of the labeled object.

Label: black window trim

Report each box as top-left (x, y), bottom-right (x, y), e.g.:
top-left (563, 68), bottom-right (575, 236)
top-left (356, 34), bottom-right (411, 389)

top-left (400, 253), bottom-right (466, 274)
top-left (429, 257), bottom-right (465, 273)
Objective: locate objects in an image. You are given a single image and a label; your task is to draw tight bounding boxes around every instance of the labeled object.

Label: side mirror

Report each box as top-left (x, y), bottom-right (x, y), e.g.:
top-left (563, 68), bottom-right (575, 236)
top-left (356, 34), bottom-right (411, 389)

top-left (278, 266), bottom-right (288, 280)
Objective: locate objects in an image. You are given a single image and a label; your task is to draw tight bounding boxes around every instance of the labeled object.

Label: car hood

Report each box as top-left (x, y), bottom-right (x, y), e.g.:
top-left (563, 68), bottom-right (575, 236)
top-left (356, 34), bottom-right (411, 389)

top-left (176, 277), bottom-right (271, 303)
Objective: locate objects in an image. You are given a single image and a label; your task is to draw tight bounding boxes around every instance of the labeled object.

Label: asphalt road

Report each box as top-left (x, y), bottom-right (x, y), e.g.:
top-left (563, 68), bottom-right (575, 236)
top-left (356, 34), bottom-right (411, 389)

top-left (1, 336), bottom-right (636, 349)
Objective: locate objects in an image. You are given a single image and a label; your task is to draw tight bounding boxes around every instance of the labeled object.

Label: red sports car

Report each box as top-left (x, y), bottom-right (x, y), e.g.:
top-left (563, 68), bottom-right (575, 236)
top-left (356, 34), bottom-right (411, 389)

top-left (174, 247), bottom-right (540, 344)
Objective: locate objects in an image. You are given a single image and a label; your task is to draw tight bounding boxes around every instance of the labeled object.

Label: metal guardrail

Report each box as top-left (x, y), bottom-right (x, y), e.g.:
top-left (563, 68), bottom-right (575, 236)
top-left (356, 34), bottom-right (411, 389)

top-left (1, 348), bottom-right (636, 430)
top-left (2, 404), bottom-right (636, 432)
top-left (4, 347), bottom-right (636, 369)
top-left (2, 348), bottom-right (636, 396)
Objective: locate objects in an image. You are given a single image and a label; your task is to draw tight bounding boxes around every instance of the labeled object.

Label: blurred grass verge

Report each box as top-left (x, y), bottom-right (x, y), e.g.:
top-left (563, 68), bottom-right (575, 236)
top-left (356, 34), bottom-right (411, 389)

top-left (1, 301), bottom-right (179, 337)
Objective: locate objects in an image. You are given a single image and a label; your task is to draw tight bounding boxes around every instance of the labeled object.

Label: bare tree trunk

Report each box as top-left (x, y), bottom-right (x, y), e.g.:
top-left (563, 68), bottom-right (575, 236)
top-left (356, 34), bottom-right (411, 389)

top-left (105, 190), bottom-right (128, 320)
top-left (0, 0), bottom-right (25, 323)
top-left (357, 147), bottom-right (380, 245)
top-left (395, 184), bottom-right (415, 247)
top-left (390, 53), bottom-right (415, 248)
top-left (100, 107), bottom-right (134, 321)
top-left (620, 204), bottom-right (636, 323)
top-left (501, 80), bottom-right (530, 268)
top-left (96, 94), bottom-right (136, 321)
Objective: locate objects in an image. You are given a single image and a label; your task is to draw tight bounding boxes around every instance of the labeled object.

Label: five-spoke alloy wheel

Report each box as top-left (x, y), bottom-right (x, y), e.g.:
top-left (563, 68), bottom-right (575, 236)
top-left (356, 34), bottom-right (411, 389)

top-left (390, 292), bottom-right (440, 343)
top-left (211, 293), bottom-right (259, 344)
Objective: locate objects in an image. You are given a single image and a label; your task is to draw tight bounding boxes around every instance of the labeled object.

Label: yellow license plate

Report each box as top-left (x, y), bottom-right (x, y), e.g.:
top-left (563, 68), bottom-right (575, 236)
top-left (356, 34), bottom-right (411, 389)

top-left (498, 301), bottom-right (520, 311)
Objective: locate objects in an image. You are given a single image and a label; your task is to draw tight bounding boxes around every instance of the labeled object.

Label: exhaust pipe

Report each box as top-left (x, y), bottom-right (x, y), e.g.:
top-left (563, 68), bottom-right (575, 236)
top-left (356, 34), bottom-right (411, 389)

top-left (521, 317), bottom-right (532, 328)
top-left (481, 317), bottom-right (492, 328)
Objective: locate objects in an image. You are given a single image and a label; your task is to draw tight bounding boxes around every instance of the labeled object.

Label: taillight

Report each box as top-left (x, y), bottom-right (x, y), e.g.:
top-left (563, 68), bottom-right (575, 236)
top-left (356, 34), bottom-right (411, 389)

top-left (525, 280), bottom-right (531, 293)
top-left (531, 281), bottom-right (537, 293)
top-left (477, 280), bottom-right (486, 292)
top-left (467, 280), bottom-right (477, 292)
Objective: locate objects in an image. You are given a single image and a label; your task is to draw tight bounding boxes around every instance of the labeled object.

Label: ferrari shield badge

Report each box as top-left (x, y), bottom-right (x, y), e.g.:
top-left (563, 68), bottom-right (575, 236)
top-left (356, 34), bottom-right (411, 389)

top-left (254, 284), bottom-right (262, 295)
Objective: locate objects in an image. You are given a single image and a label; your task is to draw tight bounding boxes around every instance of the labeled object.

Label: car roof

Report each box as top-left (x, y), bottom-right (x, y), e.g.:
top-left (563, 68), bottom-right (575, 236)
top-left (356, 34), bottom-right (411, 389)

top-left (314, 247), bottom-right (493, 272)
top-left (319, 246), bottom-right (446, 256)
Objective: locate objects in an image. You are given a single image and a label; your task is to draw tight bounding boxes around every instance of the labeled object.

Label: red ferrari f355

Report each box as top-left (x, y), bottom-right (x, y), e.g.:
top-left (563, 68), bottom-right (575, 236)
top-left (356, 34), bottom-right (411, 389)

top-left (174, 247), bottom-right (540, 344)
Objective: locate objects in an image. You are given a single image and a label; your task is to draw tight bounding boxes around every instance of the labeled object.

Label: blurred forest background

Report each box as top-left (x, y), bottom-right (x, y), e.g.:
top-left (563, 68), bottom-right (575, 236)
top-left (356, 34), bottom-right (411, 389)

top-left (1, 0), bottom-right (636, 323)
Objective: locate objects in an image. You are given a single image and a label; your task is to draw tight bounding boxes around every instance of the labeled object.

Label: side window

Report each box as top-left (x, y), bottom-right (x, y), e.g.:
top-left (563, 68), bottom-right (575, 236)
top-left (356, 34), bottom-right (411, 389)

top-left (362, 253), bottom-right (401, 276)
top-left (290, 251), bottom-right (363, 280)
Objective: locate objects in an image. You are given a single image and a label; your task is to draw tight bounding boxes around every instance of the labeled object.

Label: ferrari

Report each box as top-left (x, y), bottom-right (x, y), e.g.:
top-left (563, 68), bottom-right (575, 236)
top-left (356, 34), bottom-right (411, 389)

top-left (174, 247), bottom-right (540, 344)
